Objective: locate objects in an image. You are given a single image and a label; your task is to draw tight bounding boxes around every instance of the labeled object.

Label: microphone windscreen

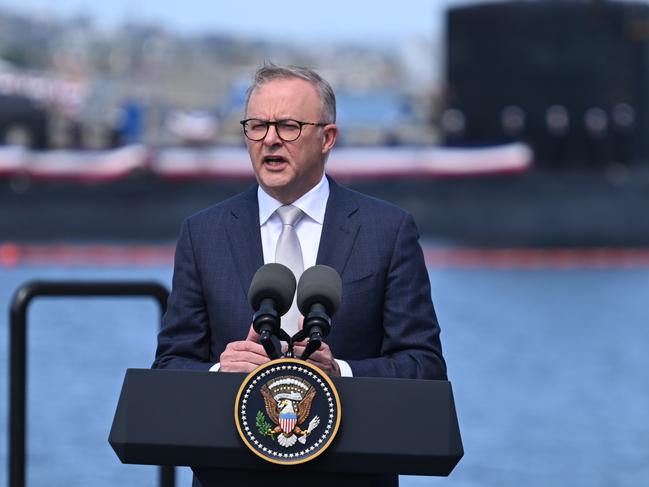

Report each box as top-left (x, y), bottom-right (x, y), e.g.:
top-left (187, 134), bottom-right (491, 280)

top-left (296, 265), bottom-right (342, 316)
top-left (248, 263), bottom-right (297, 316)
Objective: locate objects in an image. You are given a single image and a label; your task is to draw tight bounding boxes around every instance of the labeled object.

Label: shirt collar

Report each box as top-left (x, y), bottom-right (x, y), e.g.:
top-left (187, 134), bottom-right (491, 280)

top-left (258, 174), bottom-right (329, 226)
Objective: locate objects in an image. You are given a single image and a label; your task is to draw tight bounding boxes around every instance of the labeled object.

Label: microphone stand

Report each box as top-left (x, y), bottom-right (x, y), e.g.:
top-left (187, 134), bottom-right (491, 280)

top-left (252, 298), bottom-right (287, 360)
top-left (289, 304), bottom-right (330, 361)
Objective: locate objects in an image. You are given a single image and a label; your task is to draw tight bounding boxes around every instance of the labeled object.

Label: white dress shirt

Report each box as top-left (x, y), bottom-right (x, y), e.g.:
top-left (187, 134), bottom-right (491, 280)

top-left (211, 173), bottom-right (352, 376)
top-left (258, 173), bottom-right (329, 272)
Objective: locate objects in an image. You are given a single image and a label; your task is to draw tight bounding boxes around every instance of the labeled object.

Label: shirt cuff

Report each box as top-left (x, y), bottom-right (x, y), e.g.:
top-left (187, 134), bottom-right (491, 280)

top-left (336, 359), bottom-right (353, 377)
top-left (209, 362), bottom-right (221, 372)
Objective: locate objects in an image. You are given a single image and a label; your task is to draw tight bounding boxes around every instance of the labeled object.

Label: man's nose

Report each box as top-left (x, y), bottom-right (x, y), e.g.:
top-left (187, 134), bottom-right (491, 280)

top-left (263, 124), bottom-right (282, 145)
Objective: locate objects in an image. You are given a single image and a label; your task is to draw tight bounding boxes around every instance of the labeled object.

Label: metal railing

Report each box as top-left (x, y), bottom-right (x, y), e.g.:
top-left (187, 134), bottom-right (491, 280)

top-left (8, 280), bottom-right (174, 487)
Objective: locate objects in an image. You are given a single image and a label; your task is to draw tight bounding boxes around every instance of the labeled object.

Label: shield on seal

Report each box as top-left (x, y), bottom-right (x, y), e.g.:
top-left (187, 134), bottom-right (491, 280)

top-left (279, 411), bottom-right (297, 434)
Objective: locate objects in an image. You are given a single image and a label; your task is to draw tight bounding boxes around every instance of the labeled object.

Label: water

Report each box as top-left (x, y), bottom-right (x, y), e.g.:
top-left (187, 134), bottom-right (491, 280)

top-left (1, 264), bottom-right (648, 486)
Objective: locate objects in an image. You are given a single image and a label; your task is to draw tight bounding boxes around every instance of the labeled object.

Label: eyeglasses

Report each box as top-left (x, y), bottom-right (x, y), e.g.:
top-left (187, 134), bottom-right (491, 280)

top-left (240, 118), bottom-right (329, 142)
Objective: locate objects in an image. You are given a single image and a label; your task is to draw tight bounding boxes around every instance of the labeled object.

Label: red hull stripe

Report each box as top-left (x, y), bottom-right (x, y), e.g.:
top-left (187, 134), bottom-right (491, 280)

top-left (2, 243), bottom-right (649, 268)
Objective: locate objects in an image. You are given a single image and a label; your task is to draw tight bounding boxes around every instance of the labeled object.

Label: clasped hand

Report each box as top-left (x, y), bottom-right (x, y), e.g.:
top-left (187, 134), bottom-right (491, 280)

top-left (219, 320), bottom-right (340, 376)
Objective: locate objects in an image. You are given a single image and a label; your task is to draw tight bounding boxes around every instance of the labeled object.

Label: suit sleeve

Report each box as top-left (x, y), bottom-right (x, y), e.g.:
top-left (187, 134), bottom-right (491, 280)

top-left (345, 213), bottom-right (447, 380)
top-left (152, 219), bottom-right (214, 371)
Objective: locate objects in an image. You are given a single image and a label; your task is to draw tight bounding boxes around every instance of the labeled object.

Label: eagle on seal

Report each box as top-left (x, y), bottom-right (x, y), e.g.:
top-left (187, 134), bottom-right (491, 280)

top-left (261, 378), bottom-right (320, 447)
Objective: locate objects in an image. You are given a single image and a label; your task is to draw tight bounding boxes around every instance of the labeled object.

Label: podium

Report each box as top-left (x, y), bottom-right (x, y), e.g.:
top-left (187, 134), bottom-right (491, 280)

top-left (109, 369), bottom-right (463, 486)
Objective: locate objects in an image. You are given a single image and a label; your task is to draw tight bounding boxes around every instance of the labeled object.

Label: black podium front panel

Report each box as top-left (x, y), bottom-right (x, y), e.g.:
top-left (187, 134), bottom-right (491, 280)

top-left (109, 368), bottom-right (462, 476)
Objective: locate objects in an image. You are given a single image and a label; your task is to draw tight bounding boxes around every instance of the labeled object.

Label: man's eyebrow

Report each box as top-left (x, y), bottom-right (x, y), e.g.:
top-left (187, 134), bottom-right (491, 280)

top-left (247, 116), bottom-right (299, 121)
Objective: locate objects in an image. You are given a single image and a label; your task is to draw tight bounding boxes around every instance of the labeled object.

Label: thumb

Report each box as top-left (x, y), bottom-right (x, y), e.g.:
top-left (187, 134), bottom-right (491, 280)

top-left (298, 315), bottom-right (304, 331)
top-left (246, 324), bottom-right (261, 342)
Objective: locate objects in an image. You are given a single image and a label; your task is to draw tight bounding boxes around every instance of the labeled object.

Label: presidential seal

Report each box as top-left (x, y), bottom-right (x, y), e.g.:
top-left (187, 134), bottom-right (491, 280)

top-left (234, 358), bottom-right (341, 465)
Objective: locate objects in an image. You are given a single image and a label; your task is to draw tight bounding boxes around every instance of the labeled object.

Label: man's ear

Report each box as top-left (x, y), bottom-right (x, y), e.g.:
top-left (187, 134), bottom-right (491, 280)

top-left (321, 124), bottom-right (338, 155)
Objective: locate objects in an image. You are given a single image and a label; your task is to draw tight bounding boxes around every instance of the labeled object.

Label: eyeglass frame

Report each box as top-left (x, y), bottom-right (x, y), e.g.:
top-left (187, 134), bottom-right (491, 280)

top-left (240, 118), bottom-right (331, 142)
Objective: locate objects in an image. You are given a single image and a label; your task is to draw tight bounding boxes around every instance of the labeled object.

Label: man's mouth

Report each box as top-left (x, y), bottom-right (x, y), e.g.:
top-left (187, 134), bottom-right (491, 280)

top-left (263, 156), bottom-right (288, 166)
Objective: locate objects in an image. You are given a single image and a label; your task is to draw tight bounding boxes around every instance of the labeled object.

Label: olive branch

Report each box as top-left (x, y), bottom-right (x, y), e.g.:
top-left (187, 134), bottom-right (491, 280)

top-left (256, 411), bottom-right (275, 439)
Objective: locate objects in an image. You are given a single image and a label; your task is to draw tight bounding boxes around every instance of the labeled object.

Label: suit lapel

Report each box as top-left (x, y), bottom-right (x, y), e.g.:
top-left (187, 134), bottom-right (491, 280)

top-left (225, 186), bottom-right (264, 296)
top-left (224, 179), bottom-right (359, 292)
top-left (316, 178), bottom-right (360, 277)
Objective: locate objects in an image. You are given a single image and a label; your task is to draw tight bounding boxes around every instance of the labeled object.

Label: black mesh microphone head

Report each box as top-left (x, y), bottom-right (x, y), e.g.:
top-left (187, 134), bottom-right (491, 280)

top-left (248, 263), bottom-right (297, 316)
top-left (296, 265), bottom-right (342, 316)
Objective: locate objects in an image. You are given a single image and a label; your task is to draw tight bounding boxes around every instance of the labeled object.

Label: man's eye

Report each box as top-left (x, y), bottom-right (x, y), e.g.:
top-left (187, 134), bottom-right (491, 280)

top-left (249, 121), bottom-right (267, 131)
top-left (279, 121), bottom-right (300, 131)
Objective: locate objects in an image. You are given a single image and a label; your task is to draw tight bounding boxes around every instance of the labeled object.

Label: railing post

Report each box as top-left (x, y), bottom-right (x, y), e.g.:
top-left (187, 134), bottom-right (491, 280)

top-left (8, 280), bottom-right (172, 487)
top-left (9, 287), bottom-right (29, 487)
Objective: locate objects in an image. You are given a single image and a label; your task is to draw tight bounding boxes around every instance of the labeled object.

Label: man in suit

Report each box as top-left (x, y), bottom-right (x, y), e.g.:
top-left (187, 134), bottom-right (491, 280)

top-left (153, 64), bottom-right (446, 381)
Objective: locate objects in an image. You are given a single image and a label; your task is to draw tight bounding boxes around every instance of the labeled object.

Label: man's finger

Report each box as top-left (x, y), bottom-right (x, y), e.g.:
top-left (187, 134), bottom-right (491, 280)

top-left (220, 360), bottom-right (268, 373)
top-left (229, 339), bottom-right (266, 354)
top-left (246, 324), bottom-right (261, 343)
top-left (233, 352), bottom-right (270, 366)
top-left (221, 349), bottom-right (271, 367)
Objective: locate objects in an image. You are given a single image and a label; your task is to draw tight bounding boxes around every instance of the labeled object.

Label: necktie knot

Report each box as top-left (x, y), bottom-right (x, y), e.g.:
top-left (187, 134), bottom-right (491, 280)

top-left (276, 205), bottom-right (304, 227)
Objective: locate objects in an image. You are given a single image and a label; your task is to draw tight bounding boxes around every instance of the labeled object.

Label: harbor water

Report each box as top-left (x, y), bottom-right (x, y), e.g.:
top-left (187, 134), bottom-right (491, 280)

top-left (0, 252), bottom-right (648, 486)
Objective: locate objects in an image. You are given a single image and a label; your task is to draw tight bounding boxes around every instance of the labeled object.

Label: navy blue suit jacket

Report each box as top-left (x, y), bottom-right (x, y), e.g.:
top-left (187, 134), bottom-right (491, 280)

top-left (153, 177), bottom-right (446, 380)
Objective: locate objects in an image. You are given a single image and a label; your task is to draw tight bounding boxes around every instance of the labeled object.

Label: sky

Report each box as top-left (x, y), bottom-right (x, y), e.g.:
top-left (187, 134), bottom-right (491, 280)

top-left (0, 0), bottom-right (483, 43)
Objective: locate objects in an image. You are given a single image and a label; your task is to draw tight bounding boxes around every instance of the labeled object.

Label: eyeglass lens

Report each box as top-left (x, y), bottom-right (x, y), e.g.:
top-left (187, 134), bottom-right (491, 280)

top-left (244, 120), bottom-right (303, 141)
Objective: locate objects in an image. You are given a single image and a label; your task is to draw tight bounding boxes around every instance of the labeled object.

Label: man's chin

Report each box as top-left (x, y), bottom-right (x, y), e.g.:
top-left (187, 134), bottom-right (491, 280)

top-left (258, 178), bottom-right (295, 202)
top-left (259, 174), bottom-right (291, 190)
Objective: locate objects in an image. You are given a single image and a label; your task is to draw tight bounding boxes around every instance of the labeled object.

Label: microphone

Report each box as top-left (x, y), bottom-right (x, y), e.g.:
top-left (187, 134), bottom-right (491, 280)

top-left (248, 263), bottom-right (296, 359)
top-left (295, 265), bottom-right (342, 361)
